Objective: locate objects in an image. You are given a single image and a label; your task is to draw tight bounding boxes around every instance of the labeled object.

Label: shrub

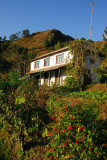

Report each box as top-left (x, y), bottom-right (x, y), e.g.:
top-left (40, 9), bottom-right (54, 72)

top-left (64, 77), bottom-right (80, 91)
top-left (46, 103), bottom-right (107, 160)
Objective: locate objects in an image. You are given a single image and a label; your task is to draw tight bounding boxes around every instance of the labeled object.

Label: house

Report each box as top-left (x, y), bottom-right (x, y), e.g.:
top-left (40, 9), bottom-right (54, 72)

top-left (27, 45), bottom-right (101, 86)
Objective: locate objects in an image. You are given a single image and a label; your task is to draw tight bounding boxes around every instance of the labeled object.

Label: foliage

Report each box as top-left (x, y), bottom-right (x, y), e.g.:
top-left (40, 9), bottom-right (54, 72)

top-left (7, 70), bottom-right (21, 89)
top-left (66, 41), bottom-right (91, 91)
top-left (101, 42), bottom-right (107, 57)
top-left (67, 91), bottom-right (107, 102)
top-left (80, 37), bottom-right (86, 41)
top-left (9, 34), bottom-right (18, 41)
top-left (95, 66), bottom-right (107, 83)
top-left (64, 77), bottom-right (80, 91)
top-left (46, 94), bottom-right (62, 118)
top-left (0, 137), bottom-right (11, 160)
top-left (46, 102), bottom-right (107, 160)
top-left (103, 26), bottom-right (107, 40)
top-left (22, 29), bottom-right (30, 38)
top-left (0, 79), bottom-right (50, 153)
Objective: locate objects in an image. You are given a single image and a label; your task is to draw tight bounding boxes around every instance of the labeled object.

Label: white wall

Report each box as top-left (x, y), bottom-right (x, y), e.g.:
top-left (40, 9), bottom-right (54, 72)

top-left (31, 50), bottom-right (71, 71)
top-left (30, 50), bottom-right (101, 84)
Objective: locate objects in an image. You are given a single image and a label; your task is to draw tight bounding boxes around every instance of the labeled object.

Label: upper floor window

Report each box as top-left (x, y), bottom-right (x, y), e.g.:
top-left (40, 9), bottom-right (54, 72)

top-left (56, 54), bottom-right (63, 64)
top-left (44, 57), bottom-right (49, 66)
top-left (34, 60), bottom-right (39, 68)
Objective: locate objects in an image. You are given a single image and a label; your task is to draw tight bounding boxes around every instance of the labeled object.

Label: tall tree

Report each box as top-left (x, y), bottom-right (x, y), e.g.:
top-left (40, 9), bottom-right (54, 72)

top-left (22, 29), bottom-right (30, 38)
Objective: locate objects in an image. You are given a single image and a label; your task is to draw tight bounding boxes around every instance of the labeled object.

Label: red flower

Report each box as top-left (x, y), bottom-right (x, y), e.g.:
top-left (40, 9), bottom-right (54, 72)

top-left (72, 115), bottom-right (75, 119)
top-left (66, 107), bottom-right (68, 110)
top-left (68, 126), bottom-right (72, 131)
top-left (63, 143), bottom-right (65, 147)
top-left (50, 149), bottom-right (53, 152)
top-left (104, 144), bottom-right (107, 147)
top-left (69, 116), bottom-right (72, 119)
top-left (55, 122), bottom-right (57, 125)
top-left (81, 127), bottom-right (84, 131)
top-left (61, 110), bottom-right (63, 114)
top-left (62, 129), bottom-right (65, 132)
top-left (57, 130), bottom-right (60, 133)
top-left (92, 129), bottom-right (95, 132)
top-left (48, 132), bottom-right (51, 136)
top-left (53, 127), bottom-right (55, 131)
top-left (95, 122), bottom-right (97, 125)
top-left (66, 140), bottom-right (70, 143)
top-left (81, 138), bottom-right (84, 140)
top-left (76, 141), bottom-right (78, 144)
top-left (60, 144), bottom-right (63, 147)
top-left (52, 139), bottom-right (54, 141)
top-left (95, 152), bottom-right (98, 155)
top-left (79, 127), bottom-right (84, 131)
top-left (76, 125), bottom-right (78, 129)
top-left (83, 145), bottom-right (85, 148)
top-left (52, 116), bottom-right (54, 119)
top-left (55, 147), bottom-right (57, 150)
top-left (50, 155), bottom-right (52, 159)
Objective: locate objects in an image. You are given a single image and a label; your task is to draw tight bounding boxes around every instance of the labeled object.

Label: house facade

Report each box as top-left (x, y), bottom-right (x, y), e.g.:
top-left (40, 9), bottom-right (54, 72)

top-left (28, 46), bottom-right (101, 86)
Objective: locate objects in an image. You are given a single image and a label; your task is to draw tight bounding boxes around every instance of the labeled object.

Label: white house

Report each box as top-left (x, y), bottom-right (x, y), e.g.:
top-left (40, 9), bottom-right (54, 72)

top-left (27, 46), bottom-right (101, 86)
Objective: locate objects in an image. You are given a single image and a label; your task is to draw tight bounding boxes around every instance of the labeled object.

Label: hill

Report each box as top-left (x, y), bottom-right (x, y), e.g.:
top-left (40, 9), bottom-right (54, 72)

top-left (12, 29), bottom-right (74, 57)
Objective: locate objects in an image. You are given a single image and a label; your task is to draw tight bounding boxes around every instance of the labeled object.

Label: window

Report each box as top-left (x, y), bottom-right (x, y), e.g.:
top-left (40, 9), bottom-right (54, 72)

top-left (34, 60), bottom-right (39, 68)
top-left (56, 54), bottom-right (63, 64)
top-left (44, 57), bottom-right (49, 66)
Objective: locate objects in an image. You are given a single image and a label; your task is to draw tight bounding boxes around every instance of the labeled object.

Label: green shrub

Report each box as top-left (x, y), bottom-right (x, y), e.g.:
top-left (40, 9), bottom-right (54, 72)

top-left (64, 77), bottom-right (80, 91)
top-left (0, 137), bottom-right (11, 160)
top-left (46, 103), bottom-right (107, 159)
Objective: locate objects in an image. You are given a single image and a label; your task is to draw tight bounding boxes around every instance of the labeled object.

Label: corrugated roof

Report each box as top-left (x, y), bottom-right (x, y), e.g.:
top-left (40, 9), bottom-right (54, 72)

top-left (26, 63), bottom-right (66, 75)
top-left (32, 46), bottom-right (69, 61)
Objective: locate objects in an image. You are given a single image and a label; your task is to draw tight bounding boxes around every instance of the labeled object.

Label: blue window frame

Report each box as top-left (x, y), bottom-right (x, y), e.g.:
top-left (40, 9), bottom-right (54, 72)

top-left (44, 57), bottom-right (49, 66)
top-left (56, 54), bottom-right (63, 63)
top-left (34, 60), bottom-right (39, 68)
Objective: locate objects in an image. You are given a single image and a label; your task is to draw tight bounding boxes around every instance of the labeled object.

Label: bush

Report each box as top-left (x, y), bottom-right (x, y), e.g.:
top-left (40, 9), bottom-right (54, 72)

top-left (0, 137), bottom-right (11, 160)
top-left (64, 77), bottom-right (80, 91)
top-left (46, 103), bottom-right (107, 160)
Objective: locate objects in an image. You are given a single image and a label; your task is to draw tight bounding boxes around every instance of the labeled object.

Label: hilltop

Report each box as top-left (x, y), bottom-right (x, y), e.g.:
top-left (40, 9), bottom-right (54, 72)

top-left (12, 29), bottom-right (74, 57)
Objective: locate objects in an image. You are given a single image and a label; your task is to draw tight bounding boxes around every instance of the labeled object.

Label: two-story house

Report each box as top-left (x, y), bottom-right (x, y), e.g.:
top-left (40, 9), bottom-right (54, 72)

top-left (27, 46), bottom-right (101, 86)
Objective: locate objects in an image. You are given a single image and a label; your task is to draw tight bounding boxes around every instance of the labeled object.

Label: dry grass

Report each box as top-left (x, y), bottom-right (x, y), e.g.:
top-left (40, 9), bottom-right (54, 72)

top-left (86, 83), bottom-right (107, 92)
top-left (94, 41), bottom-right (107, 52)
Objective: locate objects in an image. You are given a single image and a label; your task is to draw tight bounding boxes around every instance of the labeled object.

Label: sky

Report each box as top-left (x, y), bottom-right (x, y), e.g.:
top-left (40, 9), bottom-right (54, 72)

top-left (0, 0), bottom-right (107, 41)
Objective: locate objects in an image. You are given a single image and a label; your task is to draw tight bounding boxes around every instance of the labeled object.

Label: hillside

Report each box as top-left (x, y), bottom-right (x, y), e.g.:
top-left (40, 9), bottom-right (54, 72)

top-left (12, 29), bottom-right (74, 57)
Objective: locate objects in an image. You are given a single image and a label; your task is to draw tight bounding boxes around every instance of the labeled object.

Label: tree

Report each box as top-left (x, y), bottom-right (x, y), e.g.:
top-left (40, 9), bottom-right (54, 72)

top-left (0, 37), bottom-right (2, 41)
top-left (102, 42), bottom-right (107, 57)
top-left (103, 27), bottom-right (107, 40)
top-left (65, 41), bottom-right (92, 91)
top-left (3, 36), bottom-right (6, 41)
top-left (0, 79), bottom-right (49, 152)
top-left (22, 29), bottom-right (30, 38)
top-left (9, 34), bottom-right (18, 41)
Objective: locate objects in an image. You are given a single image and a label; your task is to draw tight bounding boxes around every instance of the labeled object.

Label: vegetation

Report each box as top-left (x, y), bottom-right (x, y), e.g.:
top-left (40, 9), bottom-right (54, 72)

top-left (0, 28), bottom-right (107, 159)
top-left (103, 26), bottom-right (107, 40)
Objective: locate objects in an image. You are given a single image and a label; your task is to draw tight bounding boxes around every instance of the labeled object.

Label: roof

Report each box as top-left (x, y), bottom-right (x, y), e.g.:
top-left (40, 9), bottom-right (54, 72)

top-left (26, 63), bottom-right (66, 75)
top-left (32, 46), bottom-right (69, 61)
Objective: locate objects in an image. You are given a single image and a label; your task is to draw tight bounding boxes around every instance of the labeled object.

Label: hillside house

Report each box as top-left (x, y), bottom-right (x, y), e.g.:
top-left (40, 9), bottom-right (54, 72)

top-left (27, 46), bottom-right (101, 86)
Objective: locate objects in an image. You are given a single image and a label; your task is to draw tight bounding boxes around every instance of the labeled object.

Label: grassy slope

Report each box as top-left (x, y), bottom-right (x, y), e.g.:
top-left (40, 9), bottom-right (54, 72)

top-left (12, 29), bottom-right (74, 57)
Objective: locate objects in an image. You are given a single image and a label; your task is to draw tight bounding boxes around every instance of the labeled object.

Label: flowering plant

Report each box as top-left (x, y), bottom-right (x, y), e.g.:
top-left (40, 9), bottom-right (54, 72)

top-left (46, 103), bottom-right (107, 159)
